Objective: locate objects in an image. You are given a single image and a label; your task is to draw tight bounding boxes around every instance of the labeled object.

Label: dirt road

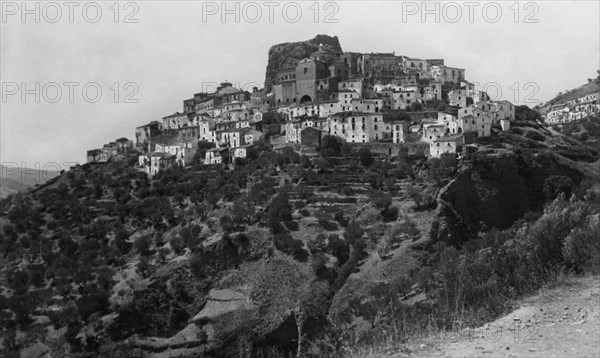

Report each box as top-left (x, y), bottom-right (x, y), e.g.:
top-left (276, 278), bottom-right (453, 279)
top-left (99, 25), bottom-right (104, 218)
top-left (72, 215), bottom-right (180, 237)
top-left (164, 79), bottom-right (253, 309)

top-left (424, 275), bottom-right (600, 358)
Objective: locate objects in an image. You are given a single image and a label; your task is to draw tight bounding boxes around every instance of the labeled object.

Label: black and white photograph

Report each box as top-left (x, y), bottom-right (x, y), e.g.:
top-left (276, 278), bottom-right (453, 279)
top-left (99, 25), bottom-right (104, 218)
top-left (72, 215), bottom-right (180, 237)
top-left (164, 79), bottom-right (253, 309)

top-left (1, 1), bottom-right (599, 357)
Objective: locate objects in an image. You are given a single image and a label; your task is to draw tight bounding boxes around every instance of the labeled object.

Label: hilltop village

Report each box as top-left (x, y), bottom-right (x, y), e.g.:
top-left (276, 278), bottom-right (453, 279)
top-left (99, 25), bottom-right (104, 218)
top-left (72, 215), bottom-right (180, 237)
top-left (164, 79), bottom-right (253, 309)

top-left (86, 42), bottom-right (598, 176)
top-left (541, 87), bottom-right (600, 125)
top-left (5, 36), bottom-right (600, 358)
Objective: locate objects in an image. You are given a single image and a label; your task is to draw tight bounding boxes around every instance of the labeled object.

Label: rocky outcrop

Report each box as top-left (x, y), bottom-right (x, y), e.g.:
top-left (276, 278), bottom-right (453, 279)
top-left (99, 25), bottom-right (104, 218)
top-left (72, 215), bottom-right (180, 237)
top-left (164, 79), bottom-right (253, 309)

top-left (264, 34), bottom-right (343, 91)
top-left (435, 151), bottom-right (584, 246)
top-left (191, 289), bottom-right (247, 323)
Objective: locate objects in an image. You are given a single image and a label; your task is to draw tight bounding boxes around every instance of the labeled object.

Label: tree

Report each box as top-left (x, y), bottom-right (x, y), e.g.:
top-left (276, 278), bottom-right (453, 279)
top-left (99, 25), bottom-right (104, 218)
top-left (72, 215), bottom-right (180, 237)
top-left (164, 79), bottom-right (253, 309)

top-left (358, 147), bottom-right (374, 167)
top-left (318, 135), bottom-right (342, 157)
top-left (273, 233), bottom-right (308, 262)
top-left (195, 202), bottom-right (211, 220)
top-left (114, 229), bottom-right (131, 255)
top-left (134, 235), bottom-right (152, 256)
top-left (232, 197), bottom-right (255, 225)
top-left (371, 190), bottom-right (392, 210)
top-left (344, 221), bottom-right (365, 247)
top-left (170, 236), bottom-right (185, 256)
top-left (220, 215), bottom-right (236, 233)
top-left (267, 194), bottom-right (293, 233)
top-left (326, 234), bottom-right (350, 265)
top-left (409, 101), bottom-right (423, 112)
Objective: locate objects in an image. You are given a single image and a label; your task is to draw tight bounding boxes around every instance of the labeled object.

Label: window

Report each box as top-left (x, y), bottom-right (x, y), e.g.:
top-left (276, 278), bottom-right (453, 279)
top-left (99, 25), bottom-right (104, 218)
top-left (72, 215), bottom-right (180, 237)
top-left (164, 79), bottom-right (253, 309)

top-left (304, 68), bottom-right (308, 74)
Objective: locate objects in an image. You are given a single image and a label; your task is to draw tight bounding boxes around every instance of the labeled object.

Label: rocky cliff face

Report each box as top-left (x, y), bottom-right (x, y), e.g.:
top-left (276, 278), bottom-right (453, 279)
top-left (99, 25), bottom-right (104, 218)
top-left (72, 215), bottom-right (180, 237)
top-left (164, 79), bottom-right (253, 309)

top-left (263, 34), bottom-right (343, 91)
top-left (435, 151), bottom-right (584, 246)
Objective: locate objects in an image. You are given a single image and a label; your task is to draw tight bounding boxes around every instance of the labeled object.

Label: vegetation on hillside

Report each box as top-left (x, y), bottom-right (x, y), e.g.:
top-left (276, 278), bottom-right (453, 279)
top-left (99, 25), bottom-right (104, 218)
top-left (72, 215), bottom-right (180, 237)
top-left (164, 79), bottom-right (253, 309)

top-left (1, 116), bottom-right (599, 357)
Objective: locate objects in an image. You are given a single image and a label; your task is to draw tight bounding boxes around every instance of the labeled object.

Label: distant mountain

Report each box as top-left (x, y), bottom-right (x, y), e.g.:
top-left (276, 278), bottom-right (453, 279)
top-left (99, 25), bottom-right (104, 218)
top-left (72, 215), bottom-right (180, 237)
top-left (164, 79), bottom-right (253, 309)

top-left (263, 34), bottom-right (343, 91)
top-left (0, 165), bottom-right (60, 198)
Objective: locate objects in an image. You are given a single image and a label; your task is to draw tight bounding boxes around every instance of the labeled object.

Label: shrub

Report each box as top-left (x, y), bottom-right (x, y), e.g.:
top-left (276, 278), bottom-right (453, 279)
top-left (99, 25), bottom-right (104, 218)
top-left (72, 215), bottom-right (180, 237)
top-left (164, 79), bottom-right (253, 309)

top-left (267, 194), bottom-right (293, 234)
top-left (273, 233), bottom-right (308, 262)
top-left (311, 253), bottom-right (336, 283)
top-left (308, 234), bottom-right (327, 254)
top-left (562, 214), bottom-right (600, 273)
top-left (371, 191), bottom-right (392, 211)
top-left (412, 191), bottom-right (437, 211)
top-left (344, 221), bottom-right (365, 247)
top-left (114, 229), bottom-right (131, 255)
top-left (318, 218), bottom-right (338, 231)
top-left (525, 130), bottom-right (545, 141)
top-left (326, 234), bottom-right (350, 265)
top-left (299, 208), bottom-right (311, 217)
top-left (386, 219), bottom-right (420, 246)
top-left (77, 288), bottom-right (109, 320)
top-left (340, 186), bottom-right (354, 196)
top-left (220, 215), bottom-right (235, 233)
top-left (358, 147), bottom-right (374, 167)
top-left (543, 175), bottom-right (574, 200)
top-left (134, 235), bottom-right (152, 256)
top-left (334, 210), bottom-right (348, 227)
top-left (169, 236), bottom-right (185, 256)
top-left (319, 135), bottom-right (343, 157)
top-left (9, 270), bottom-right (30, 295)
top-left (189, 248), bottom-right (208, 278)
top-left (232, 198), bottom-right (256, 225)
top-left (180, 224), bottom-right (203, 248)
top-left (381, 206), bottom-right (399, 222)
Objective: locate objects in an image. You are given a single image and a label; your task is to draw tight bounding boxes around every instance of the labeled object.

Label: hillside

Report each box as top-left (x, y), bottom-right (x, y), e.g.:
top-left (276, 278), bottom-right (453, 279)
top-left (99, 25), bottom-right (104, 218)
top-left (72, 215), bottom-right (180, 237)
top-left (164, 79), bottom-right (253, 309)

top-left (1, 119), bottom-right (599, 357)
top-left (538, 77), bottom-right (600, 113)
top-left (359, 275), bottom-right (600, 357)
top-left (0, 165), bottom-right (60, 199)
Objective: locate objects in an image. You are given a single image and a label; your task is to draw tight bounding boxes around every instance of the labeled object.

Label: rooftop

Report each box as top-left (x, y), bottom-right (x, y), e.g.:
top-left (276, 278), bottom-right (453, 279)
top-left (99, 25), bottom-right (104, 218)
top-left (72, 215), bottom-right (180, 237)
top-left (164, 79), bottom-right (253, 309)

top-left (434, 134), bottom-right (463, 142)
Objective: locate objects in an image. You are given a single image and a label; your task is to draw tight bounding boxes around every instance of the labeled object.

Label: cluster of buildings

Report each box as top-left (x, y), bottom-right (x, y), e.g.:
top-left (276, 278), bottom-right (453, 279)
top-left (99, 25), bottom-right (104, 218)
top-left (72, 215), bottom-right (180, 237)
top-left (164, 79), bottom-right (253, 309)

top-left (271, 44), bottom-right (515, 158)
top-left (133, 81), bottom-right (267, 175)
top-left (88, 43), bottom-right (527, 175)
top-left (86, 138), bottom-right (133, 163)
top-left (543, 91), bottom-right (600, 125)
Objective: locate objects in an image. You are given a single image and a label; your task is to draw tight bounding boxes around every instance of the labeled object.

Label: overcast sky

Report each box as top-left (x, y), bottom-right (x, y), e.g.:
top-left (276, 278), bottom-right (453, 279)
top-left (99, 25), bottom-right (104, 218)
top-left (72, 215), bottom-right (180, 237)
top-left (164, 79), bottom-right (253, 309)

top-left (1, 0), bottom-right (599, 168)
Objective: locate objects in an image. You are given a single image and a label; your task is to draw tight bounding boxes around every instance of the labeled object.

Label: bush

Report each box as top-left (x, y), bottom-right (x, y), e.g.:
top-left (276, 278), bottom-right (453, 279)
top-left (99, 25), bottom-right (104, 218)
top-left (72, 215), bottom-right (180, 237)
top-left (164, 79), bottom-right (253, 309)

top-left (319, 135), bottom-right (343, 157)
top-left (334, 210), bottom-right (348, 227)
top-left (189, 249), bottom-right (208, 278)
top-left (340, 186), bottom-right (354, 196)
top-left (311, 253), bottom-right (336, 283)
top-left (562, 215), bottom-right (600, 273)
top-left (77, 288), bottom-right (109, 320)
top-left (134, 235), bottom-right (152, 256)
top-left (381, 206), bottom-right (399, 222)
top-left (412, 191), bottom-right (437, 211)
top-left (344, 220), bottom-right (365, 247)
top-left (543, 175), bottom-right (574, 200)
top-left (326, 234), bottom-right (350, 265)
top-left (299, 208), bottom-right (311, 217)
top-left (358, 147), bottom-right (374, 167)
top-left (318, 218), bottom-right (338, 231)
top-left (169, 236), bottom-right (185, 256)
top-left (180, 224), bottom-right (203, 248)
top-left (220, 215), bottom-right (235, 233)
top-left (308, 234), bottom-right (327, 254)
top-left (371, 191), bottom-right (392, 211)
top-left (525, 130), bottom-right (545, 141)
top-left (267, 194), bottom-right (293, 234)
top-left (273, 233), bottom-right (308, 262)
top-left (386, 218), bottom-right (420, 246)
top-left (114, 229), bottom-right (131, 255)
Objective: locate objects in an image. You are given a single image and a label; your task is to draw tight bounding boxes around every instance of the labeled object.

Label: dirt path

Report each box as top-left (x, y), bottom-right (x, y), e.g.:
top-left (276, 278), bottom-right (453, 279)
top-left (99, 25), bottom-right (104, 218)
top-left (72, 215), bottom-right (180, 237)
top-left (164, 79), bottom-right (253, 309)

top-left (421, 275), bottom-right (600, 358)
